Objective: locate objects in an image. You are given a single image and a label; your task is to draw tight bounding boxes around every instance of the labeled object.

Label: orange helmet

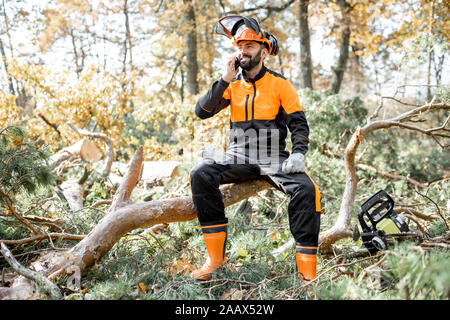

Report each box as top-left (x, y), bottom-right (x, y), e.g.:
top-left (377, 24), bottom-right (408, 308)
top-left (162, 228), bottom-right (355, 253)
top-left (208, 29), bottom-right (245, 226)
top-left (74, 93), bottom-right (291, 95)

top-left (232, 27), bottom-right (272, 52)
top-left (214, 15), bottom-right (279, 56)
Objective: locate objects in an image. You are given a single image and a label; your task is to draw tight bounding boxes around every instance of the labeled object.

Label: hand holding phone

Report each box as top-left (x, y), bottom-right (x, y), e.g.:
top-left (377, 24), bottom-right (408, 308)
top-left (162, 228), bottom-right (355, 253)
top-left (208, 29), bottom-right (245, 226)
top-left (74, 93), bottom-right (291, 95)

top-left (222, 56), bottom-right (240, 82)
top-left (233, 57), bottom-right (241, 71)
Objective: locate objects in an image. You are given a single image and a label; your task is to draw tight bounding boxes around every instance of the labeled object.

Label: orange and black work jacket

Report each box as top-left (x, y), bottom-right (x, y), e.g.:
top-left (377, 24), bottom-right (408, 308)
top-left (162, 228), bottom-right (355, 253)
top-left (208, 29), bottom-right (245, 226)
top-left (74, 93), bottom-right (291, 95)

top-left (195, 65), bottom-right (309, 173)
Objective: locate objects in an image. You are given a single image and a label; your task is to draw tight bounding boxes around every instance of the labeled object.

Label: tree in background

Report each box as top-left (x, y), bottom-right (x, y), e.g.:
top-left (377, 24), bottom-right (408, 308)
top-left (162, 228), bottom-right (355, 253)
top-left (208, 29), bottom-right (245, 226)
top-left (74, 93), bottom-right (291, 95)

top-left (298, 0), bottom-right (313, 89)
top-left (0, 0), bottom-right (447, 158)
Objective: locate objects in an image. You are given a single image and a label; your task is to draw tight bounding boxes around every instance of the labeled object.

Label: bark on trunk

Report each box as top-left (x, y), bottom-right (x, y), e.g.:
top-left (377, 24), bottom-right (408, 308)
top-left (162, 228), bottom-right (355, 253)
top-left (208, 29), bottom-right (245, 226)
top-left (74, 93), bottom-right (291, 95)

top-left (426, 0), bottom-right (435, 102)
top-left (0, 37), bottom-right (15, 95)
top-left (184, 0), bottom-right (199, 95)
top-left (330, 0), bottom-right (351, 94)
top-left (70, 29), bottom-right (81, 77)
top-left (298, 0), bottom-right (313, 89)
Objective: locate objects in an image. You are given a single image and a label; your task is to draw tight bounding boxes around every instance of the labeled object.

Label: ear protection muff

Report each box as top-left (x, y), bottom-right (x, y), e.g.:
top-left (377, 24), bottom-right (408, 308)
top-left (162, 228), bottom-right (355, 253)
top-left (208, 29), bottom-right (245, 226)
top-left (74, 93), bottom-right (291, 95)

top-left (263, 31), bottom-right (279, 56)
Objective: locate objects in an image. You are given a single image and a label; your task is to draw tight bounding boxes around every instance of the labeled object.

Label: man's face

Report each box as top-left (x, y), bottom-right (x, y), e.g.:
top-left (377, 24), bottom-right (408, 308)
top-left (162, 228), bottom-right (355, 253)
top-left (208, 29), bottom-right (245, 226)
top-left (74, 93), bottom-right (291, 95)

top-left (237, 40), bottom-right (265, 71)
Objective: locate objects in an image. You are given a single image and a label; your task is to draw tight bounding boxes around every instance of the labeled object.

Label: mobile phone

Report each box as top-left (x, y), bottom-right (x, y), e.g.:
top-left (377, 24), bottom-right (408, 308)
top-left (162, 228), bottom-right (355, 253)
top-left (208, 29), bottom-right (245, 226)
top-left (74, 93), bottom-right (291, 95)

top-left (233, 58), bottom-right (241, 71)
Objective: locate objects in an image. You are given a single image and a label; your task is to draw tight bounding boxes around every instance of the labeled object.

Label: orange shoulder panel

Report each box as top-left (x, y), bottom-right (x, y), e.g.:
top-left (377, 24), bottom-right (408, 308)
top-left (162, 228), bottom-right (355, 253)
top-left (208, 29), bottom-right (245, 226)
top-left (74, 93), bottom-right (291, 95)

top-left (279, 78), bottom-right (303, 114)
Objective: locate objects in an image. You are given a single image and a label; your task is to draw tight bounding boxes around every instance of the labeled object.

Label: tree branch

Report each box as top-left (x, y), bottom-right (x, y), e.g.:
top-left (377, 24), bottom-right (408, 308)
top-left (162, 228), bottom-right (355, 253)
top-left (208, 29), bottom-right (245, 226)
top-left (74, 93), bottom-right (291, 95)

top-left (0, 233), bottom-right (85, 246)
top-left (108, 146), bottom-right (143, 213)
top-left (0, 242), bottom-right (62, 299)
top-left (223, 0), bottom-right (296, 15)
top-left (394, 207), bottom-right (438, 222)
top-left (356, 163), bottom-right (427, 189)
top-left (0, 189), bottom-right (41, 235)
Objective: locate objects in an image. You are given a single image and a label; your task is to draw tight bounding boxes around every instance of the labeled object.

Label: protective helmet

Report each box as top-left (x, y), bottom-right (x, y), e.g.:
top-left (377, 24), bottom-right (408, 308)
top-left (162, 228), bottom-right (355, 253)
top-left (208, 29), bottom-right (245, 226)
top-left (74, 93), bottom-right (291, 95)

top-left (214, 15), bottom-right (279, 56)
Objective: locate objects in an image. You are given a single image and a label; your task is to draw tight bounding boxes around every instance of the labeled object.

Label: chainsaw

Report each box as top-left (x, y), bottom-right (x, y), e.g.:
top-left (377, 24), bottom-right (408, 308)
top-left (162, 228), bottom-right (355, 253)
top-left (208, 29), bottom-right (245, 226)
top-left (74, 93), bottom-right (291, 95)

top-left (353, 190), bottom-right (420, 255)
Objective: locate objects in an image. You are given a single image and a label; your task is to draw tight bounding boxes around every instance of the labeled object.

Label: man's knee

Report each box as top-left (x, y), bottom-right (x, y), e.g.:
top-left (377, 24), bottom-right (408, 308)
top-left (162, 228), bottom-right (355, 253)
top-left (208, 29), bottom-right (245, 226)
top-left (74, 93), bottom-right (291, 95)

top-left (288, 176), bottom-right (319, 212)
top-left (189, 161), bottom-right (220, 191)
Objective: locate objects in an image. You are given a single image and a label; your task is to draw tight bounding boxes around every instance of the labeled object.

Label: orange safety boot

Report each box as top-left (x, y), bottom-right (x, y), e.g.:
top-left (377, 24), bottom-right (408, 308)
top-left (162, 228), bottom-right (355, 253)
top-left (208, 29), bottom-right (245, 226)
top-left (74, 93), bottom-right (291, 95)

top-left (191, 222), bottom-right (228, 281)
top-left (296, 245), bottom-right (317, 283)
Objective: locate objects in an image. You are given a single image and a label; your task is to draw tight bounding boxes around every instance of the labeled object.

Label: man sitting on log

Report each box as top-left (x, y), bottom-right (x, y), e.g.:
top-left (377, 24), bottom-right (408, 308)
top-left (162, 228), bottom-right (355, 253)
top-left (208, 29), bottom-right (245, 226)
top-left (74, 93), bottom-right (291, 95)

top-left (189, 15), bottom-right (321, 283)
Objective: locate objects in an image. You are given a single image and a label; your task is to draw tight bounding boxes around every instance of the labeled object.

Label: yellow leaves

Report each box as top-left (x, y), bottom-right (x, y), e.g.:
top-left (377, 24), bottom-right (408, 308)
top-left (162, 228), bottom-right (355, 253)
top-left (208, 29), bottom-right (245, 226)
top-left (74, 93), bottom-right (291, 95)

top-left (0, 91), bottom-right (20, 127)
top-left (135, 122), bottom-right (146, 132)
top-left (168, 251), bottom-right (195, 278)
top-left (137, 282), bottom-right (147, 293)
top-left (5, 61), bottom-right (130, 152)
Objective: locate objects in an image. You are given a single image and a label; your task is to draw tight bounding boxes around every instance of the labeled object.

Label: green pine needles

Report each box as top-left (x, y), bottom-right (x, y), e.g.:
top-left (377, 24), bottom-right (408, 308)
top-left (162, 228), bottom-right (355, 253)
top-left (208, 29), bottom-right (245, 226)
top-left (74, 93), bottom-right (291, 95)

top-left (0, 126), bottom-right (55, 204)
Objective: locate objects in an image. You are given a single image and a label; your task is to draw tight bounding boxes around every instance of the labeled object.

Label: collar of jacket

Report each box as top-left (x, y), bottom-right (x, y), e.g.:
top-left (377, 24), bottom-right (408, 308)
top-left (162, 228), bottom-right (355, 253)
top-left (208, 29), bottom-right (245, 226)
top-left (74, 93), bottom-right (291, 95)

top-left (241, 64), bottom-right (267, 83)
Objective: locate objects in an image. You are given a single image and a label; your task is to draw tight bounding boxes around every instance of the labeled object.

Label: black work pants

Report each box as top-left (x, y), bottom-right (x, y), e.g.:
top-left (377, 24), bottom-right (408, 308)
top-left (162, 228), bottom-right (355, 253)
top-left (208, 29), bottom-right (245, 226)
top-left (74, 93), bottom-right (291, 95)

top-left (189, 161), bottom-right (321, 248)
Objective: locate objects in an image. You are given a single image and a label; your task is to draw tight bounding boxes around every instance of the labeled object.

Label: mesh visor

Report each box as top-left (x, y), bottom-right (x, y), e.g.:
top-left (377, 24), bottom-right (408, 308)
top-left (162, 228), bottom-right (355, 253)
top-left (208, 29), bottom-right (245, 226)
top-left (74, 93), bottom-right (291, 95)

top-left (215, 16), bottom-right (244, 39)
top-left (234, 24), bottom-right (248, 39)
top-left (214, 16), bottom-right (261, 39)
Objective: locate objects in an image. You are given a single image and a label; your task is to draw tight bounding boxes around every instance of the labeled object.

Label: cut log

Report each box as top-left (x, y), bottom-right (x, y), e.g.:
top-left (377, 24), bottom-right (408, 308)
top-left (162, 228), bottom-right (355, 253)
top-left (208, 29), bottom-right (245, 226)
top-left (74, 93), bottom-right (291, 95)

top-left (141, 161), bottom-right (182, 181)
top-left (50, 139), bottom-right (102, 169)
top-left (68, 124), bottom-right (114, 176)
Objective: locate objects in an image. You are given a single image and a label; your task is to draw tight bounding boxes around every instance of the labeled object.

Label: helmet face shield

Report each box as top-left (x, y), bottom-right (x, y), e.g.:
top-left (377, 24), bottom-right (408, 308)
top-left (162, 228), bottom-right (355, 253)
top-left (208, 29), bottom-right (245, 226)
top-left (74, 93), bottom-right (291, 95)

top-left (215, 16), bottom-right (245, 38)
top-left (214, 15), bottom-right (278, 56)
top-left (215, 16), bottom-right (262, 39)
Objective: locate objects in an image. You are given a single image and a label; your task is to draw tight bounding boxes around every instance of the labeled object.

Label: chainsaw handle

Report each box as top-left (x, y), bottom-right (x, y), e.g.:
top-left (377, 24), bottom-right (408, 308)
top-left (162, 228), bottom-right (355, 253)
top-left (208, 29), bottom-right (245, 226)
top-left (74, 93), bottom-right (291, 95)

top-left (358, 190), bottom-right (394, 231)
top-left (361, 190), bottom-right (394, 214)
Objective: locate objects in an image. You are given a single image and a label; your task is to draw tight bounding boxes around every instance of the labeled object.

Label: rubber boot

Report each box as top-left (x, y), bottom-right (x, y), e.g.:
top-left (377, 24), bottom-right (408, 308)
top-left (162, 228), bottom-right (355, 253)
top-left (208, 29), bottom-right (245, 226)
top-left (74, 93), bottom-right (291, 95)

top-left (191, 222), bottom-right (228, 281)
top-left (296, 244), bottom-right (317, 283)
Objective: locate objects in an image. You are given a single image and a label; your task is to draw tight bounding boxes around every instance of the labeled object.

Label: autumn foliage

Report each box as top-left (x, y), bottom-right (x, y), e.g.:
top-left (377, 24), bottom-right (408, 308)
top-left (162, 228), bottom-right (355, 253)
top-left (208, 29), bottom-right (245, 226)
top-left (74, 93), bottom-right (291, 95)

top-left (0, 0), bottom-right (448, 301)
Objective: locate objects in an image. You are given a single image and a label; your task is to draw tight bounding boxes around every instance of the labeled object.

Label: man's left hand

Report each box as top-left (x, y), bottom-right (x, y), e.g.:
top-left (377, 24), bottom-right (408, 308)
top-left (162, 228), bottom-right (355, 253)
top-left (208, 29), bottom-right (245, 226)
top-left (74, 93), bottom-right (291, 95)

top-left (281, 153), bottom-right (306, 174)
top-left (197, 143), bottom-right (228, 165)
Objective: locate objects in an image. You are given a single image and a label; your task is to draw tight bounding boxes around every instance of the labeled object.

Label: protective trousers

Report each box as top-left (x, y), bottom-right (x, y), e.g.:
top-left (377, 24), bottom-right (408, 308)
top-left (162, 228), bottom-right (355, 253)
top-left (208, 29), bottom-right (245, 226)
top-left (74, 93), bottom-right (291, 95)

top-left (190, 161), bottom-right (321, 280)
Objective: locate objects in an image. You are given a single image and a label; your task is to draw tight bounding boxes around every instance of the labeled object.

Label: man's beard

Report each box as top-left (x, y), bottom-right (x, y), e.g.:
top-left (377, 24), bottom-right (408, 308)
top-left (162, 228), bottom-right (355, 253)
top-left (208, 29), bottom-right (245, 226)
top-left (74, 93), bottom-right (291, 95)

top-left (240, 47), bottom-right (262, 71)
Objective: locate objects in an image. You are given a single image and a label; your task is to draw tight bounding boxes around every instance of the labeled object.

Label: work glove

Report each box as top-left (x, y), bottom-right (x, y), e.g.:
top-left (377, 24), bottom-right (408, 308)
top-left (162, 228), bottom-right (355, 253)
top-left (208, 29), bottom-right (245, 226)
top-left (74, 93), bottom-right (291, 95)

top-left (197, 143), bottom-right (227, 165)
top-left (281, 153), bottom-right (306, 174)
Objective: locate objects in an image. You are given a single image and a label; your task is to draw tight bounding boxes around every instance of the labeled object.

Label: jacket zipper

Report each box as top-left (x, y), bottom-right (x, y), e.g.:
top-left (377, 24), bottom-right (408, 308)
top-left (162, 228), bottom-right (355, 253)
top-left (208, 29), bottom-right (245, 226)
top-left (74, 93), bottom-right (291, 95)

top-left (244, 94), bottom-right (249, 121)
top-left (251, 82), bottom-right (256, 120)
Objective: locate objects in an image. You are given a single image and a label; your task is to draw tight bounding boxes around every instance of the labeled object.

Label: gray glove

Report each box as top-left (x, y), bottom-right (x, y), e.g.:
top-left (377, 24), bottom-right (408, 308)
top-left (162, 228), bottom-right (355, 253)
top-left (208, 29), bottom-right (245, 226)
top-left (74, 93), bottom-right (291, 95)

top-left (197, 143), bottom-right (227, 165)
top-left (281, 153), bottom-right (306, 174)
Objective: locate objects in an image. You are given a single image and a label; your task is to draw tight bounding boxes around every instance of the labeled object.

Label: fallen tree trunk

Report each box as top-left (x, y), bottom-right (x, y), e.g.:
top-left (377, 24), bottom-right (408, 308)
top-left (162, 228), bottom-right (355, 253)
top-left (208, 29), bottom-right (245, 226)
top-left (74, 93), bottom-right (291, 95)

top-left (34, 147), bottom-right (270, 280)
